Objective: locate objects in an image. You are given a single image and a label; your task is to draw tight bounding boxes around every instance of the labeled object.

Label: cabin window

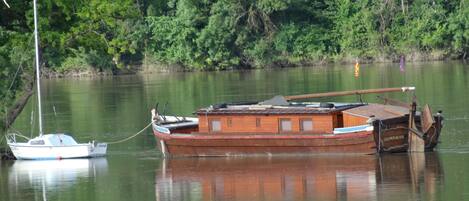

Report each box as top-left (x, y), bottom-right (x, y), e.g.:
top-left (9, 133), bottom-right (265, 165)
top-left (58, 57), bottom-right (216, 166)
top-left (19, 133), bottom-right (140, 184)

top-left (279, 118), bottom-right (292, 132)
top-left (30, 140), bottom-right (45, 145)
top-left (256, 118), bottom-right (261, 128)
top-left (227, 118), bottom-right (232, 127)
top-left (210, 119), bottom-right (221, 132)
top-left (300, 119), bottom-right (313, 132)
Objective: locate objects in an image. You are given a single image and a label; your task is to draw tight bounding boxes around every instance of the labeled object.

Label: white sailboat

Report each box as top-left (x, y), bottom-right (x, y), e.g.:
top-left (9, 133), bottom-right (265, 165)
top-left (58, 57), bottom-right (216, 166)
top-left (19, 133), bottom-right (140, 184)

top-left (5, 0), bottom-right (107, 160)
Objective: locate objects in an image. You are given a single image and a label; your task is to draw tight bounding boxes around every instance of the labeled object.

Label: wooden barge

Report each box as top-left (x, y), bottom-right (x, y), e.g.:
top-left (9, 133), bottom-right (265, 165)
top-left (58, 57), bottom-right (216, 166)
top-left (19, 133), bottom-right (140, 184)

top-left (152, 87), bottom-right (443, 157)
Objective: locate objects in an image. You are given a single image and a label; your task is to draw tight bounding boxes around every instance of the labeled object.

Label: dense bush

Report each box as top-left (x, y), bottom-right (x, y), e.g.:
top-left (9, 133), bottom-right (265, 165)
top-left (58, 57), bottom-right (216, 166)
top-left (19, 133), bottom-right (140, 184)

top-left (1, 0), bottom-right (469, 73)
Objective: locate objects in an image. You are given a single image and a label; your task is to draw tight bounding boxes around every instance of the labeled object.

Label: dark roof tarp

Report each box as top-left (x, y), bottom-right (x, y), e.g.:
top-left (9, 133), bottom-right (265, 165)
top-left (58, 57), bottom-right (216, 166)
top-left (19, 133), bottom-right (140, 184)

top-left (259, 95), bottom-right (289, 106)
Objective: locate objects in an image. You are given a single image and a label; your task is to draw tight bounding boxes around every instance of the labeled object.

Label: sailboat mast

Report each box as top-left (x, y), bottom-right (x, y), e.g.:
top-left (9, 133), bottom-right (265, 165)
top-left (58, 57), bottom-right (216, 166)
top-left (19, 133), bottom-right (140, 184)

top-left (33, 0), bottom-right (43, 136)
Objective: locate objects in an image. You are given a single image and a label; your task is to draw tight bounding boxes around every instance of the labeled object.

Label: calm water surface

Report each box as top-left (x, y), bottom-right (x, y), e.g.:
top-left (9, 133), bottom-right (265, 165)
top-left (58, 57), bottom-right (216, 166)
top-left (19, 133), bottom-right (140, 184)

top-left (2, 61), bottom-right (469, 201)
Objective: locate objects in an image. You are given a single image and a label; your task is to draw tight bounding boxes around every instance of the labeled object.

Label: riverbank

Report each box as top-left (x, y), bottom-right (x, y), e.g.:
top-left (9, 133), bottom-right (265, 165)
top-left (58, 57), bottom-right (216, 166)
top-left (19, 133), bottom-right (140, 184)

top-left (41, 55), bottom-right (465, 78)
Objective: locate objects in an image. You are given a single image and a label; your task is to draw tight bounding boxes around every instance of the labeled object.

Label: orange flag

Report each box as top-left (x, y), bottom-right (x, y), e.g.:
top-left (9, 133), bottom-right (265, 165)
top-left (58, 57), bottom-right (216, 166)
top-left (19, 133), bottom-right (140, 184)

top-left (354, 60), bottom-right (360, 78)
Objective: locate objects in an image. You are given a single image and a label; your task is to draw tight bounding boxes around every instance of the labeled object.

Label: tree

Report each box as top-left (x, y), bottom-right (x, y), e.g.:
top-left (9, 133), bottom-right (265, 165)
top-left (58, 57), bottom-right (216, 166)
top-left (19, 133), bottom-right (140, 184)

top-left (448, 0), bottom-right (469, 59)
top-left (0, 2), bottom-right (35, 133)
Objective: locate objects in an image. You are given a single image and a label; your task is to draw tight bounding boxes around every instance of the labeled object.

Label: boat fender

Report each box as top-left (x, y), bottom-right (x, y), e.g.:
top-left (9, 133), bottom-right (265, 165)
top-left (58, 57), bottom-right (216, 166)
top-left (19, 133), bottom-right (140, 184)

top-left (319, 102), bottom-right (334, 108)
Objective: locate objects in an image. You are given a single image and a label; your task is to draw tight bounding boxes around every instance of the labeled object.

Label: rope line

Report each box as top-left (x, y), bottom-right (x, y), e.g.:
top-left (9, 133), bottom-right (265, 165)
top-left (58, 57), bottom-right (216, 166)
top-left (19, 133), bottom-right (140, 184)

top-left (7, 34), bottom-right (34, 92)
top-left (105, 121), bottom-right (155, 145)
top-left (3, 121), bottom-right (155, 146)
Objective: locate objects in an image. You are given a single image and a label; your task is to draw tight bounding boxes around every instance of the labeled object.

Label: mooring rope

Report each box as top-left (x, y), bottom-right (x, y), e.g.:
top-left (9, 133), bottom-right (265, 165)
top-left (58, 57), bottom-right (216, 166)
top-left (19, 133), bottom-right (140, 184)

top-left (105, 120), bottom-right (155, 145)
top-left (2, 121), bottom-right (155, 146)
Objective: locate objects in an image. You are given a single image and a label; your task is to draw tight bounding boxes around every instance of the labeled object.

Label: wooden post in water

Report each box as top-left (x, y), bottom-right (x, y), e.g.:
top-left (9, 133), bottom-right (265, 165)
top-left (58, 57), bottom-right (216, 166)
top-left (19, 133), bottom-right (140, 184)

top-left (408, 100), bottom-right (425, 152)
top-left (284, 87), bottom-right (415, 100)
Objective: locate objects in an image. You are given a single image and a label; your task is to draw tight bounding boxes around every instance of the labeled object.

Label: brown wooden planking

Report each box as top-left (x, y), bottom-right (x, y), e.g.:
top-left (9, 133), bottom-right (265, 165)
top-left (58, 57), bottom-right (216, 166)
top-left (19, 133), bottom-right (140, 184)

top-left (164, 133), bottom-right (373, 147)
top-left (342, 113), bottom-right (368, 127)
top-left (421, 104), bottom-right (435, 134)
top-left (164, 142), bottom-right (376, 156)
top-left (343, 104), bottom-right (408, 120)
top-left (377, 126), bottom-right (408, 152)
top-left (152, 127), bottom-right (377, 156)
top-left (198, 114), bottom-right (335, 134)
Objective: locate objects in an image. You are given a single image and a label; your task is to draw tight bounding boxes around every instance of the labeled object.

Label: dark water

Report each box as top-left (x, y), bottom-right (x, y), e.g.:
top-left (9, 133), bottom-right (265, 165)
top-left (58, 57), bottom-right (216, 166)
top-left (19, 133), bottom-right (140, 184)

top-left (1, 61), bottom-right (469, 201)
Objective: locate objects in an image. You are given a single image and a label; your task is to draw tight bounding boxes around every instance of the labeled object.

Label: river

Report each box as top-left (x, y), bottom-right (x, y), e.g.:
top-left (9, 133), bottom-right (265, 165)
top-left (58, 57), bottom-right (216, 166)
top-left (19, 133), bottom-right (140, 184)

top-left (1, 61), bottom-right (469, 201)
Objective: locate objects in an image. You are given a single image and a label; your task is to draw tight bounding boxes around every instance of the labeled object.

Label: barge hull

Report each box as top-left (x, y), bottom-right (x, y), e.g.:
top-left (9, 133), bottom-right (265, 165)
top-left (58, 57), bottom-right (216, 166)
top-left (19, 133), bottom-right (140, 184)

top-left (153, 127), bottom-right (377, 156)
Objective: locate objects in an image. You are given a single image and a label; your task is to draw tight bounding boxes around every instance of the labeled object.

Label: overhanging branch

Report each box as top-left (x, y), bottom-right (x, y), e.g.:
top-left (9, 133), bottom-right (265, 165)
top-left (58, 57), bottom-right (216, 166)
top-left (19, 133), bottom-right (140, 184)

top-left (3, 74), bottom-right (34, 130)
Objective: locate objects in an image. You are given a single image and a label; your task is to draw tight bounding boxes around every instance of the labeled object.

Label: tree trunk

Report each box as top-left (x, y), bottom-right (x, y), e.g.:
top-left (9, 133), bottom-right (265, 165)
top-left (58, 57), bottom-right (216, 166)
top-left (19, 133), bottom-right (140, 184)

top-left (401, 0), bottom-right (406, 16)
top-left (2, 74), bottom-right (34, 132)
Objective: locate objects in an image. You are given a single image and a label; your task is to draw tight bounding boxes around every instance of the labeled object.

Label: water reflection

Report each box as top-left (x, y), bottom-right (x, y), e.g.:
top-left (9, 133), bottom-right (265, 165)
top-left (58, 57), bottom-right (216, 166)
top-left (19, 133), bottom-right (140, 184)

top-left (155, 154), bottom-right (442, 201)
top-left (6, 158), bottom-right (108, 200)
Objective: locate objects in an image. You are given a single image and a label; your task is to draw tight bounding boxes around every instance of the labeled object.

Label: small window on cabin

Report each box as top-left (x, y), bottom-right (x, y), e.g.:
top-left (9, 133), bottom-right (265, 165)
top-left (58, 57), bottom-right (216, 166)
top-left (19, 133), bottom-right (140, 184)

top-left (300, 119), bottom-right (313, 132)
top-left (210, 120), bottom-right (221, 132)
top-left (279, 119), bottom-right (292, 132)
top-left (227, 118), bottom-right (232, 127)
top-left (256, 118), bottom-right (261, 128)
top-left (30, 140), bottom-right (45, 145)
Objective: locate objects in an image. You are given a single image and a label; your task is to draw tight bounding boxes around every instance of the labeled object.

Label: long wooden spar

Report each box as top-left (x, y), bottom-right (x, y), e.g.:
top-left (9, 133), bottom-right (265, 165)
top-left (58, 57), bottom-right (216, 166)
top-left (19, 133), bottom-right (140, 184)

top-left (284, 87), bottom-right (415, 101)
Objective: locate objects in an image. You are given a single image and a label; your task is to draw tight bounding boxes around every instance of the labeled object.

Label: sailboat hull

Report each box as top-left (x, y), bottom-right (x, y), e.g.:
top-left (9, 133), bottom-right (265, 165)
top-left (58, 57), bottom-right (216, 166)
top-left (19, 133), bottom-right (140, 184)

top-left (8, 143), bottom-right (107, 160)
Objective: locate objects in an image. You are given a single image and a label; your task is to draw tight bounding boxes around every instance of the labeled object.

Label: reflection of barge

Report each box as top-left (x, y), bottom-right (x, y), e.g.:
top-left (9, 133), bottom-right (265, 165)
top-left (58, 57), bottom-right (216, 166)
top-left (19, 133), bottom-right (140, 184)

top-left (152, 87), bottom-right (443, 157)
top-left (155, 154), bottom-right (443, 201)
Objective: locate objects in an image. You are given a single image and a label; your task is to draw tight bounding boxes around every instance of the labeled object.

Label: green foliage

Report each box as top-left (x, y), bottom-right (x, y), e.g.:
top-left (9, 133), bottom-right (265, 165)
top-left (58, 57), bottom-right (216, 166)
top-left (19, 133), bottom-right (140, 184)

top-left (245, 38), bottom-right (275, 67)
top-left (1, 0), bottom-right (469, 74)
top-left (146, 16), bottom-right (199, 68)
top-left (334, 0), bottom-right (380, 57)
top-left (0, 25), bottom-right (33, 131)
top-left (2, 0), bottom-right (469, 130)
top-left (58, 57), bottom-right (89, 73)
top-left (291, 24), bottom-right (331, 61)
top-left (448, 0), bottom-right (469, 58)
top-left (70, 0), bottom-right (142, 69)
top-left (406, 1), bottom-right (449, 50)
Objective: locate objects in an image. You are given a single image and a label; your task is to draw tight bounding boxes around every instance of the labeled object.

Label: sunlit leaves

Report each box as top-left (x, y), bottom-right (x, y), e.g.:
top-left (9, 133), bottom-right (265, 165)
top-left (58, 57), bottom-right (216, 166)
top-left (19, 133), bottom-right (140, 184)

top-left (448, 0), bottom-right (469, 58)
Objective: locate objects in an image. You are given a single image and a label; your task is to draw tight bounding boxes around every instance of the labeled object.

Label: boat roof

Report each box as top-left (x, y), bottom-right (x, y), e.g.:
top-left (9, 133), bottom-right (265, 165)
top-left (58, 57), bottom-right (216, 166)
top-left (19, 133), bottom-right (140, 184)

top-left (343, 104), bottom-right (409, 120)
top-left (196, 102), bottom-right (365, 115)
top-left (28, 134), bottom-right (79, 146)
